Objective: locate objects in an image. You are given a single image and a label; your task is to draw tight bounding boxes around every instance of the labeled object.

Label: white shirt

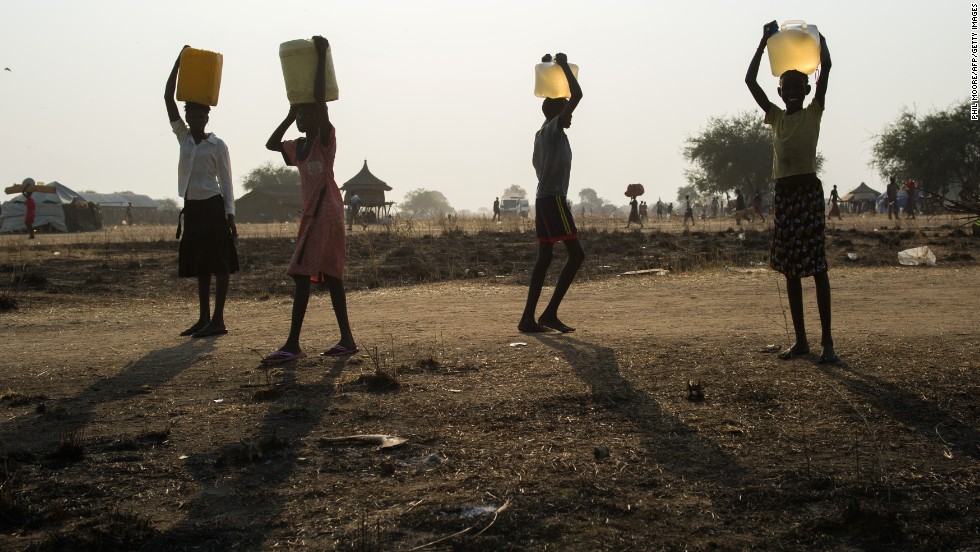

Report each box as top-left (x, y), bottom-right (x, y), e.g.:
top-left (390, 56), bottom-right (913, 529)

top-left (172, 119), bottom-right (235, 215)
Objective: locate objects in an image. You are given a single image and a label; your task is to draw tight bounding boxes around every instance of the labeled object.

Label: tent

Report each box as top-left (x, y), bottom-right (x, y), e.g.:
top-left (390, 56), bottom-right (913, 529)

top-left (840, 182), bottom-right (880, 202)
top-left (82, 192), bottom-right (158, 225)
top-left (1, 181), bottom-right (102, 233)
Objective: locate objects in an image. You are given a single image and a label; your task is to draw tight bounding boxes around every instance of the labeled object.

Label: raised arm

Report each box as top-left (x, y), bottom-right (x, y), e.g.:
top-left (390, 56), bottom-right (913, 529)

top-left (266, 105), bottom-right (298, 152)
top-left (312, 35), bottom-right (335, 148)
top-left (554, 52), bottom-right (582, 127)
top-left (745, 21), bottom-right (777, 114)
top-left (814, 34), bottom-right (831, 109)
top-left (164, 46), bottom-right (188, 123)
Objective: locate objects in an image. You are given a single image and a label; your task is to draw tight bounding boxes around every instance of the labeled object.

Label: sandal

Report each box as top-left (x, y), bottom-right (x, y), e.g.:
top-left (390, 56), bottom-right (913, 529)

top-left (260, 350), bottom-right (307, 365)
top-left (320, 344), bottom-right (359, 357)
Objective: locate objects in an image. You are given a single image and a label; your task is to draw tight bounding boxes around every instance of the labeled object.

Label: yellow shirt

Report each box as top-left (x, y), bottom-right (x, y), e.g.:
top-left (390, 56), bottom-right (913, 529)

top-left (765, 101), bottom-right (822, 179)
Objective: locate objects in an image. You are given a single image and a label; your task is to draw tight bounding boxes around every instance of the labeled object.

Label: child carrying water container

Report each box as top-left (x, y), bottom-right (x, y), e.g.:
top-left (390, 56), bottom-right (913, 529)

top-left (518, 52), bottom-right (584, 334)
top-left (165, 46), bottom-right (238, 339)
top-left (261, 36), bottom-right (357, 365)
top-left (746, 21), bottom-right (838, 363)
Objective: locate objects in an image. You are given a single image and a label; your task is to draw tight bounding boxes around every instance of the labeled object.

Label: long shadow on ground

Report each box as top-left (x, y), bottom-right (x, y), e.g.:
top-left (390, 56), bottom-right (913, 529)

top-left (529, 333), bottom-right (744, 485)
top-left (0, 339), bottom-right (215, 453)
top-left (818, 362), bottom-right (980, 460)
top-left (142, 357), bottom-right (350, 551)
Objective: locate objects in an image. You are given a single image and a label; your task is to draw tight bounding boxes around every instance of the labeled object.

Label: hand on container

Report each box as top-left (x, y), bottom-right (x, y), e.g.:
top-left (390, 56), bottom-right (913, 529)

top-left (541, 53), bottom-right (553, 63)
top-left (761, 21), bottom-right (777, 45)
top-left (554, 52), bottom-right (568, 67)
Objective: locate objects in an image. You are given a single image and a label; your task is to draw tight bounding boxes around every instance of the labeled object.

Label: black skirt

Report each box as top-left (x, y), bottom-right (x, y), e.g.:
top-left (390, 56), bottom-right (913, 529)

top-left (178, 195), bottom-right (239, 277)
top-left (769, 173), bottom-right (827, 278)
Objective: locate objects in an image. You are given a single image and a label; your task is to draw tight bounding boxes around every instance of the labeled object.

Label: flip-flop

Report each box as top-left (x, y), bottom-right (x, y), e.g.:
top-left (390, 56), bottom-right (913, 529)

top-left (320, 345), bottom-right (359, 357)
top-left (261, 350), bottom-right (307, 365)
top-left (192, 326), bottom-right (228, 338)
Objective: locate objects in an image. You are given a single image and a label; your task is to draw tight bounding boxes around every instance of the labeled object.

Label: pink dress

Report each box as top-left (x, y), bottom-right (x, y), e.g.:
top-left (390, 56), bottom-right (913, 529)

top-left (283, 129), bottom-right (345, 281)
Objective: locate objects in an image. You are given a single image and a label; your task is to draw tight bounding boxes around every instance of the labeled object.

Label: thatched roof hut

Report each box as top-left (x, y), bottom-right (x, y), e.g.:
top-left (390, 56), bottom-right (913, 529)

top-left (340, 160), bottom-right (392, 208)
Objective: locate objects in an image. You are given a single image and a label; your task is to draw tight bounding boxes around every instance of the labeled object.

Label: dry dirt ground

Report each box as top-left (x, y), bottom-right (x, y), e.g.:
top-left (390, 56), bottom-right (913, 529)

top-left (1, 219), bottom-right (978, 550)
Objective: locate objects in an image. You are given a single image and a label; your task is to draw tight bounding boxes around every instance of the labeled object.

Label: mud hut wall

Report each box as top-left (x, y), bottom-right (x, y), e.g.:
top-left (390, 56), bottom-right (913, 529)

top-left (235, 192), bottom-right (302, 223)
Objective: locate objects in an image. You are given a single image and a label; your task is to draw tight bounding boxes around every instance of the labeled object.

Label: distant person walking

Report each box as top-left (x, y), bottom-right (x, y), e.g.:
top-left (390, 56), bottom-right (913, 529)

top-left (886, 176), bottom-right (900, 220)
top-left (492, 197), bottom-right (500, 221)
top-left (22, 178), bottom-right (36, 239)
top-left (733, 189), bottom-right (747, 225)
top-left (261, 36), bottom-right (357, 364)
top-left (752, 192), bottom-right (766, 222)
top-left (747, 20), bottom-right (838, 363)
top-left (347, 193), bottom-right (361, 231)
top-left (710, 196), bottom-right (720, 218)
top-left (905, 179), bottom-right (917, 219)
top-left (656, 199), bottom-right (664, 221)
top-left (627, 196), bottom-right (643, 228)
top-left (519, 52), bottom-right (584, 334)
top-left (639, 200), bottom-right (648, 222)
top-left (124, 202), bottom-right (134, 226)
top-left (828, 185), bottom-right (842, 220)
top-left (683, 195), bottom-right (695, 227)
top-left (165, 46), bottom-right (238, 339)
top-left (735, 189), bottom-right (746, 212)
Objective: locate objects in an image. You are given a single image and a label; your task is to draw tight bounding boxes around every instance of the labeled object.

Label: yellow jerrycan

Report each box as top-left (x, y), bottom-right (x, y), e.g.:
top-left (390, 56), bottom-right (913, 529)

top-left (279, 39), bottom-right (339, 104)
top-left (176, 47), bottom-right (223, 106)
top-left (767, 20), bottom-right (820, 77)
top-left (534, 61), bottom-right (579, 99)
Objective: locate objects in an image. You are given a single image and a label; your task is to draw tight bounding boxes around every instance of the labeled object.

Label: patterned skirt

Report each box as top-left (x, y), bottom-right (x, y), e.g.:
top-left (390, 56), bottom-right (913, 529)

top-left (769, 174), bottom-right (827, 278)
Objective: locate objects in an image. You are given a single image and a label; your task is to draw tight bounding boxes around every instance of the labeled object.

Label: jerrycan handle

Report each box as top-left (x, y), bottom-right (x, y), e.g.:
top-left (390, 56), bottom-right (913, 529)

top-left (781, 19), bottom-right (809, 31)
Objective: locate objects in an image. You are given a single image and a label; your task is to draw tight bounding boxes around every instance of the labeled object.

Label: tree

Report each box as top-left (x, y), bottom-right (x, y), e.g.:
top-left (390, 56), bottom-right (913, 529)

top-left (241, 161), bottom-right (299, 192)
top-left (501, 184), bottom-right (527, 198)
top-left (871, 100), bottom-right (979, 195)
top-left (156, 198), bottom-right (179, 211)
top-left (399, 188), bottom-right (453, 218)
top-left (682, 111), bottom-right (824, 198)
top-left (675, 184), bottom-right (699, 205)
top-left (578, 187), bottom-right (612, 214)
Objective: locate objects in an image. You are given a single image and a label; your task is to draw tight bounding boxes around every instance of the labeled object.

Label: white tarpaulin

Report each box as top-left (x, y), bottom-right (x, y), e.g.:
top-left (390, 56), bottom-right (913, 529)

top-left (898, 246), bottom-right (937, 266)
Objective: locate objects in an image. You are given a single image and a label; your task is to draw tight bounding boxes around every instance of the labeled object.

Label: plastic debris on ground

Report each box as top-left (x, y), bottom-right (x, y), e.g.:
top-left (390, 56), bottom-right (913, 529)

top-left (898, 246), bottom-right (937, 266)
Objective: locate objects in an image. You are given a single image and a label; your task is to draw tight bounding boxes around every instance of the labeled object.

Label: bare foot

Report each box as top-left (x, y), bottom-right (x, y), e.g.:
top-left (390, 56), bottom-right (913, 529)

top-left (518, 319), bottom-right (551, 333)
top-left (537, 316), bottom-right (575, 333)
top-left (192, 322), bottom-right (227, 338)
top-left (180, 320), bottom-right (209, 337)
top-left (818, 343), bottom-right (839, 364)
top-left (778, 342), bottom-right (810, 360)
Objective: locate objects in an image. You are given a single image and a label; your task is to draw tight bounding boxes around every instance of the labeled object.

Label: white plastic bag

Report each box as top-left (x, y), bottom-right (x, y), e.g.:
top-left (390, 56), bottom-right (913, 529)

top-left (898, 246), bottom-right (936, 266)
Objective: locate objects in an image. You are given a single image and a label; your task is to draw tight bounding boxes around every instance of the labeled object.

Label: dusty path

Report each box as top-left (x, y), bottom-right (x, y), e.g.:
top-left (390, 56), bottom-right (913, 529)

top-left (1, 266), bottom-right (978, 550)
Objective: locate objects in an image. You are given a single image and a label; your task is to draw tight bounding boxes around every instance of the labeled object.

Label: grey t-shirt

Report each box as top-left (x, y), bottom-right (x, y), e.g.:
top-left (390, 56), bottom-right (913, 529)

top-left (533, 117), bottom-right (572, 198)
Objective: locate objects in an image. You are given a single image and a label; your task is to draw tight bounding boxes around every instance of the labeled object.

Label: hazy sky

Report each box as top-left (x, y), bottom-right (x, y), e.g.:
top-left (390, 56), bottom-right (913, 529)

top-left (0, 1), bottom-right (971, 212)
